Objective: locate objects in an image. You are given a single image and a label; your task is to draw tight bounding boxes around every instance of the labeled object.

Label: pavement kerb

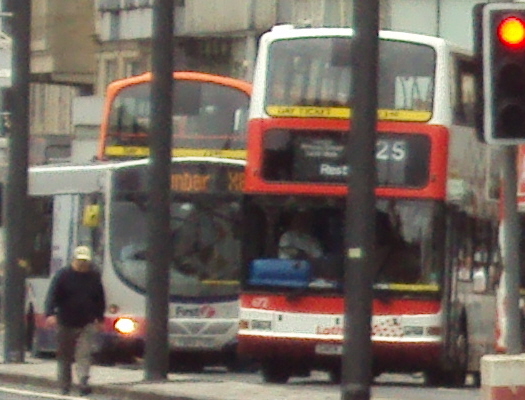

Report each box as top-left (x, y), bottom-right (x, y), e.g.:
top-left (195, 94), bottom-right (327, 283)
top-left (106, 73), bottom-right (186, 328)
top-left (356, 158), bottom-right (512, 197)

top-left (0, 368), bottom-right (195, 400)
top-left (0, 370), bottom-right (57, 390)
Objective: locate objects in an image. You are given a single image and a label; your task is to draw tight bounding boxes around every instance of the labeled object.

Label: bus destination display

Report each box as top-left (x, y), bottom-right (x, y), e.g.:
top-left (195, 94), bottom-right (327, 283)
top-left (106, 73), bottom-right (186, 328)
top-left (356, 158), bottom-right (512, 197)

top-left (262, 130), bottom-right (430, 187)
top-left (115, 164), bottom-right (244, 195)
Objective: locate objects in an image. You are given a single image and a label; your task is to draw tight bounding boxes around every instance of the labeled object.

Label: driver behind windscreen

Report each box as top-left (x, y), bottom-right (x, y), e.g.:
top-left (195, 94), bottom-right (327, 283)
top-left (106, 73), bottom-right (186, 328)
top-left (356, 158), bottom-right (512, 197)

top-left (278, 211), bottom-right (323, 260)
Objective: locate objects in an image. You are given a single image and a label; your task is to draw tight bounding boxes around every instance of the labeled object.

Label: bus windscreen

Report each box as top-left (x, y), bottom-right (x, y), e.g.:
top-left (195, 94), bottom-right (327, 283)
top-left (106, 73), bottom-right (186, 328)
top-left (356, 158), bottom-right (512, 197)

top-left (265, 37), bottom-right (436, 122)
top-left (107, 80), bottom-right (250, 150)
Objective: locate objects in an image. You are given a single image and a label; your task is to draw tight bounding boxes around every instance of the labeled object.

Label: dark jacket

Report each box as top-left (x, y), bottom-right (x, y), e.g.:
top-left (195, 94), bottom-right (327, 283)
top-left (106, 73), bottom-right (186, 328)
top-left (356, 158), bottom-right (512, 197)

top-left (44, 265), bottom-right (106, 328)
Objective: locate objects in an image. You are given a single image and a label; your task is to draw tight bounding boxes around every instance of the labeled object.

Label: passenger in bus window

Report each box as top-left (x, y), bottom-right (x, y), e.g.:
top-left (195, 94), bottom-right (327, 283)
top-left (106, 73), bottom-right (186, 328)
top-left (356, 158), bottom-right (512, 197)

top-left (456, 249), bottom-right (473, 281)
top-left (278, 211), bottom-right (323, 260)
top-left (375, 211), bottom-right (399, 267)
top-left (488, 258), bottom-right (502, 290)
top-left (375, 211), bottom-right (420, 283)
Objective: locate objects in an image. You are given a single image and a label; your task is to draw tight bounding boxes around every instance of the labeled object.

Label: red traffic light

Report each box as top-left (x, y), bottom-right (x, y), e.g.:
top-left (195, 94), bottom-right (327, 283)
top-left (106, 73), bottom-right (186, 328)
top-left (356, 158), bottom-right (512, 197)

top-left (498, 16), bottom-right (525, 48)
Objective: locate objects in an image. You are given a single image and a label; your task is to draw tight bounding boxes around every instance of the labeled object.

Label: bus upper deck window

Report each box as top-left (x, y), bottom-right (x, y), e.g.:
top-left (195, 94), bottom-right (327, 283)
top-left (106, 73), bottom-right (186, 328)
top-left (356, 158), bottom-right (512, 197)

top-left (330, 38), bottom-right (352, 67)
top-left (173, 81), bottom-right (202, 116)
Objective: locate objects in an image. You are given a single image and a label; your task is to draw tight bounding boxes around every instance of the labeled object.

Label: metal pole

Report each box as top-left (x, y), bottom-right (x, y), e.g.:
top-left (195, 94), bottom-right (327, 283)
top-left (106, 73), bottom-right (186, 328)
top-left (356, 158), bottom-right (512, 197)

top-left (244, 0), bottom-right (257, 81)
top-left (144, 0), bottom-right (174, 380)
top-left (2, 0), bottom-right (30, 363)
top-left (500, 145), bottom-right (522, 354)
top-left (342, 0), bottom-right (379, 399)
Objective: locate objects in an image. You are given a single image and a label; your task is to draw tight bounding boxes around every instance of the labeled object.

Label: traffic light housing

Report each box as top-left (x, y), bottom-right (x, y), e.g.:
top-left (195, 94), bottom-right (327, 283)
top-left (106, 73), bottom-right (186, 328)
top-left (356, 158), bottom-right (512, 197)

top-left (479, 3), bottom-right (525, 144)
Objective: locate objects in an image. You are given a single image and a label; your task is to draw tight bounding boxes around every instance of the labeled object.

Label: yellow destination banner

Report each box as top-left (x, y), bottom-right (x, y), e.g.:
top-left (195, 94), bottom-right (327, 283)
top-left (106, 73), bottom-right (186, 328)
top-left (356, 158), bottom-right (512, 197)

top-left (265, 105), bottom-right (432, 122)
top-left (200, 280), bottom-right (240, 286)
top-left (374, 283), bottom-right (440, 292)
top-left (105, 146), bottom-right (247, 159)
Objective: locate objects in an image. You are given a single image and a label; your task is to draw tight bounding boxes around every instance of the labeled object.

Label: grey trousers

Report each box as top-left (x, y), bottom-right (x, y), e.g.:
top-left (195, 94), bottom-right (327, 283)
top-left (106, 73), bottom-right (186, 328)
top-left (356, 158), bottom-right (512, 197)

top-left (56, 322), bottom-right (97, 390)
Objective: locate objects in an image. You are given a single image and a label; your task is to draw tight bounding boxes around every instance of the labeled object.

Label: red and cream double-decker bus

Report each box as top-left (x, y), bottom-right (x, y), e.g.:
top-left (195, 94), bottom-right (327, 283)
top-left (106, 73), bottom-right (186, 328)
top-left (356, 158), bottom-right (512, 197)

top-left (237, 26), bottom-right (502, 386)
top-left (97, 71), bottom-right (252, 161)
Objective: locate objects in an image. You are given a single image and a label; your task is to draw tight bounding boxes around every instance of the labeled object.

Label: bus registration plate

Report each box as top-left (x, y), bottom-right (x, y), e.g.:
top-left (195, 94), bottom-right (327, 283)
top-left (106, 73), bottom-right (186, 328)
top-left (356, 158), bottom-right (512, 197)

top-left (170, 337), bottom-right (216, 349)
top-left (315, 343), bottom-right (342, 355)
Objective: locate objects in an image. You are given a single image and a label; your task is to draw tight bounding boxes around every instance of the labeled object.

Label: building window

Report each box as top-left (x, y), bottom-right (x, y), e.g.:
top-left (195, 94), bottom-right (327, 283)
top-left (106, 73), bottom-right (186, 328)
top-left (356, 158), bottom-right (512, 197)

top-left (99, 0), bottom-right (121, 12)
top-left (36, 84), bottom-right (46, 130)
top-left (124, 59), bottom-right (143, 77)
top-left (109, 12), bottom-right (120, 41)
top-left (123, 0), bottom-right (136, 9)
top-left (103, 59), bottom-right (118, 88)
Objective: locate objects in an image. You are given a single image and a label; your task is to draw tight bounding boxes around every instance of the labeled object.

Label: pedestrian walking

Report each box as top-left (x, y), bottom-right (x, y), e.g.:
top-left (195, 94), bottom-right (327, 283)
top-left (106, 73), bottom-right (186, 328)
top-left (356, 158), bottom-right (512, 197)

top-left (44, 245), bottom-right (106, 396)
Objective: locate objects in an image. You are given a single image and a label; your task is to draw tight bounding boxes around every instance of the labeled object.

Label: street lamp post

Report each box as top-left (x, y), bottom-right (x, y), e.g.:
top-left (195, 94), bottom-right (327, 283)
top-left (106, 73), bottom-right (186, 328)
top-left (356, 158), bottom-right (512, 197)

top-left (144, 0), bottom-right (174, 381)
top-left (342, 0), bottom-right (380, 399)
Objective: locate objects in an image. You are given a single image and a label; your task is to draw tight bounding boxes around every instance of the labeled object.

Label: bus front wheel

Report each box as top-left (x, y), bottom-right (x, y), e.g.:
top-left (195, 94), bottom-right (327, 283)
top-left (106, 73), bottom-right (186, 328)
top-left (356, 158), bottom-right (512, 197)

top-left (260, 361), bottom-right (291, 384)
top-left (426, 328), bottom-right (468, 387)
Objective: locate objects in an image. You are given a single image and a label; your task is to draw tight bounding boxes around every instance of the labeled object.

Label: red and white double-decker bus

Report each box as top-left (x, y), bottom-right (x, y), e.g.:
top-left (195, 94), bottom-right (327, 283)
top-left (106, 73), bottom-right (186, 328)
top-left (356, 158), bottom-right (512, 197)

top-left (237, 26), bottom-right (502, 385)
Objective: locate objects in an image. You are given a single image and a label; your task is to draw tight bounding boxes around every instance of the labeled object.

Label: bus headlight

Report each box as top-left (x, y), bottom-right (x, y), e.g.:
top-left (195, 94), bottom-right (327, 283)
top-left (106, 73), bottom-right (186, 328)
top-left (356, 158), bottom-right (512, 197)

top-left (114, 317), bottom-right (138, 335)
